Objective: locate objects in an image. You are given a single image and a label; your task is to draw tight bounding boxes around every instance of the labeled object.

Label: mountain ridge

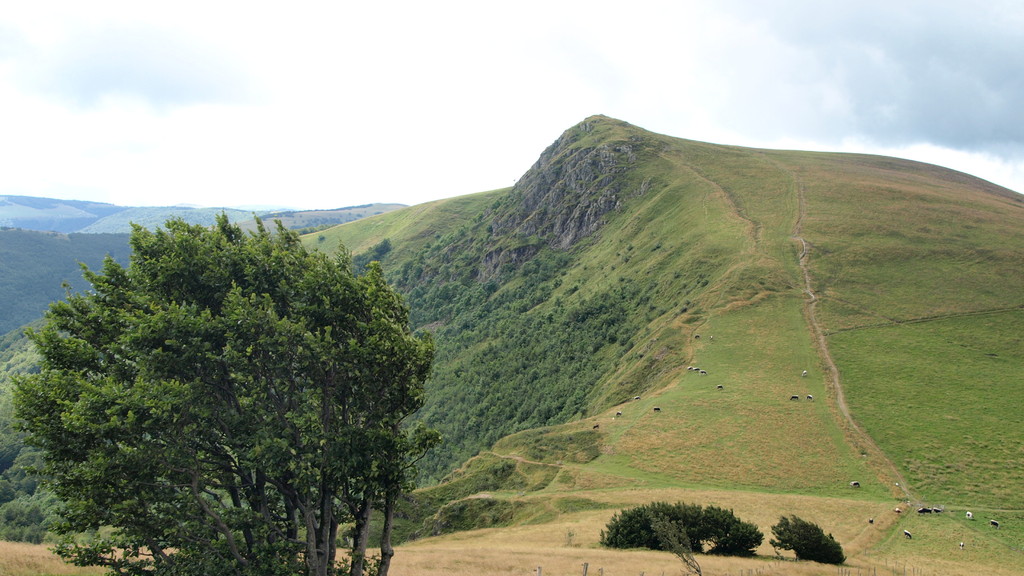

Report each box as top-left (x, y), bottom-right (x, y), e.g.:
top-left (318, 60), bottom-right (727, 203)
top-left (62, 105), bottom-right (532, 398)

top-left (310, 116), bottom-right (1023, 570)
top-left (0, 195), bottom-right (405, 234)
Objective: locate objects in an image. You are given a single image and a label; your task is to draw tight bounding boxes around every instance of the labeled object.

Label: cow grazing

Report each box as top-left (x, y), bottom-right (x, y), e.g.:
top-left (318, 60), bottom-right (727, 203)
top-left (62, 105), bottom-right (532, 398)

top-left (991, 520), bottom-right (1000, 529)
top-left (790, 395), bottom-right (800, 400)
top-left (966, 511), bottom-right (973, 520)
top-left (634, 396), bottom-right (641, 400)
top-left (894, 507), bottom-right (902, 514)
top-left (806, 394), bottom-right (814, 400)
top-left (653, 407), bottom-right (661, 412)
top-left (849, 481), bottom-right (860, 488)
top-left (802, 370), bottom-right (808, 377)
top-left (960, 541), bottom-right (965, 550)
top-left (868, 518), bottom-right (874, 524)
top-left (694, 334), bottom-right (701, 339)
top-left (616, 411), bottom-right (622, 417)
top-left (716, 384), bottom-right (724, 389)
top-left (593, 424), bottom-right (600, 429)
top-left (917, 507), bottom-right (933, 514)
top-left (687, 366), bottom-right (695, 371)
top-left (699, 370), bottom-right (708, 375)
top-left (904, 530), bottom-right (912, 539)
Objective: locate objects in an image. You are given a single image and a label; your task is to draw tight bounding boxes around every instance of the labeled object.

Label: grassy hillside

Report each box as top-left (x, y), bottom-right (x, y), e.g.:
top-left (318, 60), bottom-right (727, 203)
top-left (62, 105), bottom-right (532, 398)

top-left (308, 115), bottom-right (1024, 572)
top-left (1, 115), bottom-right (1020, 573)
top-left (242, 203), bottom-right (407, 233)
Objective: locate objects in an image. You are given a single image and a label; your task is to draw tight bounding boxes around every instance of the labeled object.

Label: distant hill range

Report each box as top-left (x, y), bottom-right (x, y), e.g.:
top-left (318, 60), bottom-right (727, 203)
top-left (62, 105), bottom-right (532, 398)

top-left (0, 199), bottom-right (404, 334)
top-left (0, 195), bottom-right (405, 234)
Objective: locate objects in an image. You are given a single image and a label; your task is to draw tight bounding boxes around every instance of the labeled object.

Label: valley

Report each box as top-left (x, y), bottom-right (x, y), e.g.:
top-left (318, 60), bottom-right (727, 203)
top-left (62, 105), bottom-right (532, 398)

top-left (3, 115), bottom-right (1023, 575)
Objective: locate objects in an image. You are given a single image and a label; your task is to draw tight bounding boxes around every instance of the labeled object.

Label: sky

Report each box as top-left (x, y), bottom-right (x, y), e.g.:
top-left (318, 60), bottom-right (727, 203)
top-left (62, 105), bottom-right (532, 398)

top-left (1, 1), bottom-right (1023, 210)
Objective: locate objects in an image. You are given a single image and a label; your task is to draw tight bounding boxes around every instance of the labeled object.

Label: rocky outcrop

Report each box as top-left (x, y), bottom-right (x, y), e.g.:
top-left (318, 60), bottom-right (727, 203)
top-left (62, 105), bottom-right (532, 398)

top-left (469, 117), bottom-right (655, 281)
top-left (478, 118), bottom-right (649, 283)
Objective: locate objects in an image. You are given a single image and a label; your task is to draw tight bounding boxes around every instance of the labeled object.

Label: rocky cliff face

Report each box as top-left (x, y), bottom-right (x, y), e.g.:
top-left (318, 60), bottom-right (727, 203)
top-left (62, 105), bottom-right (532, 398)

top-left (479, 118), bottom-right (650, 279)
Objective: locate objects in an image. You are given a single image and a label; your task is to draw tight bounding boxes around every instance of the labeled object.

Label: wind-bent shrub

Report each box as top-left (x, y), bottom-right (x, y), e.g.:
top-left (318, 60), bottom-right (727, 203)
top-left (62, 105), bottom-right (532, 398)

top-left (601, 501), bottom-right (762, 557)
top-left (770, 515), bottom-right (845, 564)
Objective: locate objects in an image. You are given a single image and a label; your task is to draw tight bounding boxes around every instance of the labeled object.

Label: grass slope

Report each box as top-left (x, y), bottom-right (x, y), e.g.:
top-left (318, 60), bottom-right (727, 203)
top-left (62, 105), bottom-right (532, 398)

top-left (309, 115), bottom-right (1023, 572)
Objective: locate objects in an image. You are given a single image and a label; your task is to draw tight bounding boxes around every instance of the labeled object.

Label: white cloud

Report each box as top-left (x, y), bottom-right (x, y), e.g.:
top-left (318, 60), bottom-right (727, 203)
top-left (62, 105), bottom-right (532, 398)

top-left (0, 0), bottom-right (1022, 210)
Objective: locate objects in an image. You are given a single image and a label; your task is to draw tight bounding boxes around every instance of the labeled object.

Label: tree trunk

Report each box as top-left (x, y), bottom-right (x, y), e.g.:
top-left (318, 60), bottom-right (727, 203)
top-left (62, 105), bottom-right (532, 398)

top-left (315, 488), bottom-right (338, 576)
top-left (349, 501), bottom-right (372, 576)
top-left (378, 490), bottom-right (397, 576)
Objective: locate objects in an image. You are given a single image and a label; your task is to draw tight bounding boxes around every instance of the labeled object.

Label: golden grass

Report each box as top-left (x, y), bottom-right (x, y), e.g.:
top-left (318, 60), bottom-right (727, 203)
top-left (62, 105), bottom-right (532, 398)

top-left (0, 540), bottom-right (104, 576)
top-left (6, 507), bottom-right (1024, 576)
top-left (388, 486), bottom-right (1024, 576)
top-left (389, 500), bottom-right (1024, 576)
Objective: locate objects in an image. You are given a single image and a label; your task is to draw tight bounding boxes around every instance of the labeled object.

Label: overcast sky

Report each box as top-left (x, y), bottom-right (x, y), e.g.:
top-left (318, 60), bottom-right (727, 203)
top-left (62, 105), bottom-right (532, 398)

top-left (2, 1), bottom-right (1022, 210)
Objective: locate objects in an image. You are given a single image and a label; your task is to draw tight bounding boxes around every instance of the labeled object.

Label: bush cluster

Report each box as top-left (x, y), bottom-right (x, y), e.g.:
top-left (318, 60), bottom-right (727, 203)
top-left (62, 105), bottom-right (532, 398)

top-left (601, 503), bottom-right (847, 565)
top-left (600, 501), bottom-right (763, 557)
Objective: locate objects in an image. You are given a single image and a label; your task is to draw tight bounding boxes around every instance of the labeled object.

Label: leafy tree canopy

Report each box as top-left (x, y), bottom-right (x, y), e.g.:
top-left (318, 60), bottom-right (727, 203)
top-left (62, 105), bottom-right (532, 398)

top-left (13, 216), bottom-right (436, 576)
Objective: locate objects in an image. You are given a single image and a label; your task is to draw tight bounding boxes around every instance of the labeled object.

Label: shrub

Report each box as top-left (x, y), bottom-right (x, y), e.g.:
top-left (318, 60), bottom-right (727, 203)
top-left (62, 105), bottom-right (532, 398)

top-left (770, 515), bottom-right (845, 564)
top-left (700, 505), bottom-right (763, 556)
top-left (601, 501), bottom-right (762, 557)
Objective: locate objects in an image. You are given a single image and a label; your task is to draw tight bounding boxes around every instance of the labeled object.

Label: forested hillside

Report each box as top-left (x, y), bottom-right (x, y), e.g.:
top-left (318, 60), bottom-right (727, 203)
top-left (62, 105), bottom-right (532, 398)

top-left (0, 324), bottom-right (47, 543)
top-left (0, 229), bottom-right (130, 335)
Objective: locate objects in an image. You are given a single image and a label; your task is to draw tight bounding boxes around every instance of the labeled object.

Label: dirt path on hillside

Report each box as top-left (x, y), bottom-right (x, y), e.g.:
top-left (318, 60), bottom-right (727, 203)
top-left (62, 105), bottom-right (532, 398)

top-left (790, 177), bottom-right (915, 504)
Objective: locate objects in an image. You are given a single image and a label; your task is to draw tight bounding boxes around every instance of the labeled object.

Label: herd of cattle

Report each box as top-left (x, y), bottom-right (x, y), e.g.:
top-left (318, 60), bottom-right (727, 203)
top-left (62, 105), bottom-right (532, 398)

top-left (854, 484), bottom-right (1005, 540)
top-left (608, 338), bottom-right (1006, 548)
top-left (900, 511), bottom-right (1000, 542)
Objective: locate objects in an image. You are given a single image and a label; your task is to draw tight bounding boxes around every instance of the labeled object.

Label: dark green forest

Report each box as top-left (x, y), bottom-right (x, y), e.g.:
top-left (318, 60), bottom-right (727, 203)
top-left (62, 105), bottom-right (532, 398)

top-left (0, 326), bottom-right (49, 543)
top-left (0, 229), bottom-right (130, 335)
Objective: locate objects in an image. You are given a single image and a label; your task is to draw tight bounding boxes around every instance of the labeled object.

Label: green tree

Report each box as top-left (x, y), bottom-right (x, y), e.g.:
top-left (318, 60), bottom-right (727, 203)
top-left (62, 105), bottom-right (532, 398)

top-left (769, 515), bottom-right (845, 565)
top-left (13, 216), bottom-right (436, 576)
top-left (698, 505), bottom-right (763, 556)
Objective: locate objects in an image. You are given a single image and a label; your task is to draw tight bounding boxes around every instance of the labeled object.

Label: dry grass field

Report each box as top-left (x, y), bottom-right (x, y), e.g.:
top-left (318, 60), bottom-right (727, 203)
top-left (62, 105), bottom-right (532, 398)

top-left (0, 540), bottom-right (104, 576)
top-left (8, 505), bottom-right (1022, 576)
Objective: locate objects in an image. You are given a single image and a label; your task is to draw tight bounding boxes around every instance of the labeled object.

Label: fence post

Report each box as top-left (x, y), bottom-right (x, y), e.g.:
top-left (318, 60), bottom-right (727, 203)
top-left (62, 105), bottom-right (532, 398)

top-left (583, 563), bottom-right (588, 576)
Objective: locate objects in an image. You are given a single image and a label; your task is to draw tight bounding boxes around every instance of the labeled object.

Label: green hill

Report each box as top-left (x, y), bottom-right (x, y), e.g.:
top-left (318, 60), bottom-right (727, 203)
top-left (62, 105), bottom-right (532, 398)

top-left (2, 115), bottom-right (1022, 572)
top-left (309, 116), bottom-right (1024, 571)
